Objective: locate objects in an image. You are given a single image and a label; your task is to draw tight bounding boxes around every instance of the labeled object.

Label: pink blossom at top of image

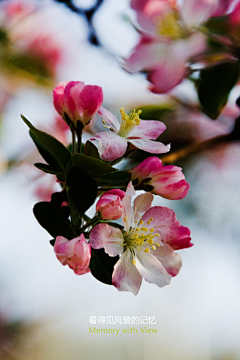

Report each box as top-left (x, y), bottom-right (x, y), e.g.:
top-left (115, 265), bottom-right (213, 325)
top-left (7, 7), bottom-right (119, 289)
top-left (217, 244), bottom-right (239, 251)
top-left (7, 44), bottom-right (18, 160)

top-left (125, 0), bottom-right (236, 93)
top-left (90, 182), bottom-right (192, 295)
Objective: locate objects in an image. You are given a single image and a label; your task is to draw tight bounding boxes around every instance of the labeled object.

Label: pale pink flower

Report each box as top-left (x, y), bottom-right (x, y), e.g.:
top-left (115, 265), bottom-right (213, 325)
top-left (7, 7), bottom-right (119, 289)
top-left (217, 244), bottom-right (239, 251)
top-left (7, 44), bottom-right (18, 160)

top-left (96, 189), bottom-right (126, 220)
top-left (131, 156), bottom-right (189, 199)
top-left (91, 107), bottom-right (170, 161)
top-left (54, 234), bottom-right (91, 275)
top-left (125, 0), bottom-right (234, 93)
top-left (53, 81), bottom-right (103, 129)
top-left (90, 183), bottom-right (191, 295)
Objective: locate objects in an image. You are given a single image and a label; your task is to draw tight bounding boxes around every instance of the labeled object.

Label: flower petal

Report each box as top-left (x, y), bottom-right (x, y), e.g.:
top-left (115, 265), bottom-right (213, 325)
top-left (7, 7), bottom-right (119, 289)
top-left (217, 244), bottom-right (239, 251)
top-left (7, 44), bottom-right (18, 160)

top-left (89, 223), bottom-right (124, 257)
top-left (141, 206), bottom-right (180, 242)
top-left (133, 192), bottom-right (153, 222)
top-left (98, 107), bottom-right (120, 132)
top-left (130, 120), bottom-right (166, 139)
top-left (129, 137), bottom-right (170, 154)
top-left (91, 132), bottom-right (128, 161)
top-left (135, 250), bottom-right (172, 287)
top-left (167, 226), bottom-right (193, 250)
top-left (153, 242), bottom-right (182, 277)
top-left (112, 248), bottom-right (142, 295)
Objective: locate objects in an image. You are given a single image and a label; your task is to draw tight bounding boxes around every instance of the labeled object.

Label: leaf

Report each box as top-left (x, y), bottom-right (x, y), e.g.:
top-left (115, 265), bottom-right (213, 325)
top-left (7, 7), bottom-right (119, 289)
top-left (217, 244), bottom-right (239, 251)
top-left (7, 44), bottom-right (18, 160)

top-left (72, 154), bottom-right (116, 180)
top-left (34, 163), bottom-right (65, 177)
top-left (197, 62), bottom-right (240, 119)
top-left (137, 103), bottom-right (174, 121)
top-left (66, 166), bottom-right (97, 228)
top-left (33, 202), bottom-right (74, 239)
top-left (22, 115), bottom-right (71, 170)
top-left (89, 248), bottom-right (119, 285)
top-left (98, 170), bottom-right (130, 186)
top-left (84, 140), bottom-right (100, 158)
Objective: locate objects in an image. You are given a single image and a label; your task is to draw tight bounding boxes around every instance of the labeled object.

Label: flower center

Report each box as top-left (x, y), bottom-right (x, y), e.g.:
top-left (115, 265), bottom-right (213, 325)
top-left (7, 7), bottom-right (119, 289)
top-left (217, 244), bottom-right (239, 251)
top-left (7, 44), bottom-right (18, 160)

top-left (155, 11), bottom-right (183, 39)
top-left (123, 218), bottom-right (161, 265)
top-left (118, 108), bottom-right (142, 138)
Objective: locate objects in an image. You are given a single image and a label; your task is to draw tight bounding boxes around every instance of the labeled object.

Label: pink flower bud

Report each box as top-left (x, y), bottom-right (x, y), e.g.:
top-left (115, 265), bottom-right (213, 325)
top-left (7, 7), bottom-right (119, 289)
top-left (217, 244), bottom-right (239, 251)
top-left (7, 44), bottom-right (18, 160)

top-left (96, 189), bottom-right (126, 220)
top-left (131, 156), bottom-right (189, 200)
top-left (53, 81), bottom-right (103, 128)
top-left (54, 234), bottom-right (91, 275)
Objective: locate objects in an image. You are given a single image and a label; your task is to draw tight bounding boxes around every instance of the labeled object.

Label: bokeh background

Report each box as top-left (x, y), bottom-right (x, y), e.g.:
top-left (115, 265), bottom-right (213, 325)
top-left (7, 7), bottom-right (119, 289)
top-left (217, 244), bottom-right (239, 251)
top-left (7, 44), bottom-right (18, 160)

top-left (1, 1), bottom-right (240, 359)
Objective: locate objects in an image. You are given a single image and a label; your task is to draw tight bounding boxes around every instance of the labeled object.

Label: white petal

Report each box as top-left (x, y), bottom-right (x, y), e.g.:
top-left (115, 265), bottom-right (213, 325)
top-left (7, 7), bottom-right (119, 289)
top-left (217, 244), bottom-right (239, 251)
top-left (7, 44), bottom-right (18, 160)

top-left (112, 248), bottom-right (142, 295)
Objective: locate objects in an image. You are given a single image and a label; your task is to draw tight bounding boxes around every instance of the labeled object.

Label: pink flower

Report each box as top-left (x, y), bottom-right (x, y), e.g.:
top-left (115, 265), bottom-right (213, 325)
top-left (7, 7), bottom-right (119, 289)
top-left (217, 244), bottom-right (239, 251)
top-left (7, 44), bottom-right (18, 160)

top-left (96, 189), bottom-right (126, 220)
top-left (90, 183), bottom-right (191, 295)
top-left (131, 156), bottom-right (190, 200)
top-left (90, 107), bottom-right (170, 161)
top-left (53, 81), bottom-right (103, 129)
top-left (54, 234), bottom-right (91, 275)
top-left (125, 0), bottom-right (233, 93)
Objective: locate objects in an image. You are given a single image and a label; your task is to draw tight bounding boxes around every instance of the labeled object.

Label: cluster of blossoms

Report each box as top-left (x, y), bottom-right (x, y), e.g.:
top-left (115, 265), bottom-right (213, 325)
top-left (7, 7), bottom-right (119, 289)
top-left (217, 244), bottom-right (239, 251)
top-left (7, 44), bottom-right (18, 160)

top-left (0, 0), bottom-right (62, 82)
top-left (24, 79), bottom-right (192, 295)
top-left (125, 0), bottom-right (240, 94)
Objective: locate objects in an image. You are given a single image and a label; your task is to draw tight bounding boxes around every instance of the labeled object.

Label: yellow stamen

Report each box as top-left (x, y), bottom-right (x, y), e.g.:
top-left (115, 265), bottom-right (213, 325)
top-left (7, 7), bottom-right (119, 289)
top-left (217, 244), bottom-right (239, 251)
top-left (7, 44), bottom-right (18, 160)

top-left (144, 248), bottom-right (150, 253)
top-left (156, 242), bottom-right (160, 247)
top-left (150, 218), bottom-right (153, 221)
top-left (150, 228), bottom-right (154, 232)
top-left (152, 246), bottom-right (156, 251)
top-left (156, 233), bottom-right (160, 237)
top-left (124, 216), bottom-right (128, 222)
top-left (139, 220), bottom-right (143, 225)
top-left (132, 259), bottom-right (136, 265)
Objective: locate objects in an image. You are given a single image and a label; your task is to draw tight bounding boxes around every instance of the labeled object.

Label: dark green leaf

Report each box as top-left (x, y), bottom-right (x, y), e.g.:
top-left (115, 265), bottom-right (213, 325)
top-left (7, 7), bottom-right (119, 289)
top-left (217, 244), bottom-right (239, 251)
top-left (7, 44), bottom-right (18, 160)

top-left (34, 163), bottom-right (65, 177)
top-left (22, 115), bottom-right (71, 170)
top-left (33, 202), bottom-right (74, 239)
top-left (66, 166), bottom-right (97, 228)
top-left (72, 154), bottom-right (116, 180)
top-left (197, 62), bottom-right (240, 119)
top-left (84, 140), bottom-right (100, 158)
top-left (89, 248), bottom-right (119, 285)
top-left (98, 170), bottom-right (130, 186)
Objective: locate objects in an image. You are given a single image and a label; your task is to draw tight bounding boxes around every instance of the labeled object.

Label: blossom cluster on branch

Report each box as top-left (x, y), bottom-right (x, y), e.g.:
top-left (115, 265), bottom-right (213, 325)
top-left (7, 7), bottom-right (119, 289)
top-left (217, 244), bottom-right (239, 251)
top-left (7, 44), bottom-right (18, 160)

top-left (23, 80), bottom-right (192, 295)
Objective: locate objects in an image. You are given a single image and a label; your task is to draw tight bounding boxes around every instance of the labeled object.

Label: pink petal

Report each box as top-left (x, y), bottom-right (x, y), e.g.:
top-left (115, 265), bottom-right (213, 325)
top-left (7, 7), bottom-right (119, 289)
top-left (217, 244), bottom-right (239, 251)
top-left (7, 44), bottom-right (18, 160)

top-left (133, 192), bottom-right (153, 222)
top-left (77, 85), bottom-right (103, 124)
top-left (141, 206), bottom-right (180, 242)
top-left (53, 81), bottom-right (68, 116)
top-left (112, 248), bottom-right (142, 295)
top-left (153, 242), bottom-right (182, 277)
top-left (182, 0), bottom-right (220, 26)
top-left (130, 120), bottom-right (166, 139)
top-left (98, 107), bottom-right (120, 132)
top-left (131, 157), bottom-right (163, 183)
top-left (153, 179), bottom-right (190, 200)
top-left (91, 132), bottom-right (128, 161)
top-left (135, 250), bottom-right (172, 287)
top-left (89, 223), bottom-right (124, 257)
top-left (64, 81), bottom-right (85, 120)
top-left (122, 194), bottom-right (133, 234)
top-left (129, 137), bottom-right (170, 154)
top-left (167, 226), bottom-right (193, 250)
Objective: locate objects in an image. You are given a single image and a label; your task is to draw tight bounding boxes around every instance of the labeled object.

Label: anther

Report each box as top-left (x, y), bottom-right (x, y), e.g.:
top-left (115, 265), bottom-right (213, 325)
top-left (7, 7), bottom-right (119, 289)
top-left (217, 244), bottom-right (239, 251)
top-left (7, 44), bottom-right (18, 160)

top-left (144, 248), bottom-right (150, 253)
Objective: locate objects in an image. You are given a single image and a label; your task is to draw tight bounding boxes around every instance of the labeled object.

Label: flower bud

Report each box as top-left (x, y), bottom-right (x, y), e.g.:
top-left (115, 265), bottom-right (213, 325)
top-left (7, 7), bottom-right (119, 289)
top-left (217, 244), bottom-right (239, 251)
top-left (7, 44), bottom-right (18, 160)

top-left (131, 156), bottom-right (189, 200)
top-left (54, 234), bottom-right (91, 275)
top-left (96, 189), bottom-right (126, 220)
top-left (53, 81), bottom-right (103, 129)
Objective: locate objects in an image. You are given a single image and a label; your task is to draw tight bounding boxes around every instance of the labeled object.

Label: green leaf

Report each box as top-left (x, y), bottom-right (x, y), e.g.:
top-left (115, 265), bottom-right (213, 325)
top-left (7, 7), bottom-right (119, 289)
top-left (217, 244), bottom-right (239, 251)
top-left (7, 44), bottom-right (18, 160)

top-left (197, 62), bottom-right (240, 119)
top-left (72, 154), bottom-right (116, 180)
top-left (84, 140), bottom-right (100, 158)
top-left (34, 163), bottom-right (65, 177)
top-left (66, 165), bottom-right (97, 228)
top-left (137, 103), bottom-right (174, 121)
top-left (89, 248), bottom-right (119, 285)
top-left (22, 115), bottom-right (71, 170)
top-left (98, 170), bottom-right (130, 186)
top-left (33, 202), bottom-right (74, 239)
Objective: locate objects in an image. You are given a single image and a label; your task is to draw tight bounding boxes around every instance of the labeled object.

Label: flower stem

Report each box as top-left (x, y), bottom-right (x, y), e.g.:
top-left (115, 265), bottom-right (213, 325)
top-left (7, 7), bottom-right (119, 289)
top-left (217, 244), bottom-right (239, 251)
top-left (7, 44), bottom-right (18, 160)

top-left (76, 121), bottom-right (84, 153)
top-left (81, 213), bottom-right (100, 232)
top-left (71, 128), bottom-right (76, 155)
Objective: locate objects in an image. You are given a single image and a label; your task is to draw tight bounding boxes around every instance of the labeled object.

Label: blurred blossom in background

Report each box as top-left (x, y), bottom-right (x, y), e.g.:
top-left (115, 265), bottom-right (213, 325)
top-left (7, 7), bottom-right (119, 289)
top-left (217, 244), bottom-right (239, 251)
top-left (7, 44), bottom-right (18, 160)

top-left (1, 1), bottom-right (240, 360)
